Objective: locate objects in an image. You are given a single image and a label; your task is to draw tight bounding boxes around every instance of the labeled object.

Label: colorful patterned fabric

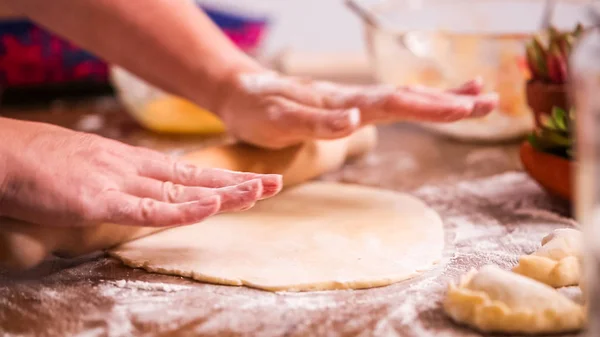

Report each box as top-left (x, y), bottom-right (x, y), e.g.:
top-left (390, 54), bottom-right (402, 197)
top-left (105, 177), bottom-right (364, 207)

top-left (0, 5), bottom-right (268, 87)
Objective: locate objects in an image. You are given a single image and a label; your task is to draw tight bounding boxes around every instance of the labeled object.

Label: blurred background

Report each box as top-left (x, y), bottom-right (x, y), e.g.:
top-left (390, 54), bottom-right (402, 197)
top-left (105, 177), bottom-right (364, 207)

top-left (0, 0), bottom-right (367, 101)
top-left (0, 0), bottom-right (593, 142)
top-left (209, 0), bottom-right (366, 54)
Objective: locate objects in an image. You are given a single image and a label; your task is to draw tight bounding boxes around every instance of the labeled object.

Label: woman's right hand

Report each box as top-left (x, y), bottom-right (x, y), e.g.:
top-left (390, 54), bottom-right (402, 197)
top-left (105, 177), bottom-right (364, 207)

top-left (0, 118), bottom-right (282, 228)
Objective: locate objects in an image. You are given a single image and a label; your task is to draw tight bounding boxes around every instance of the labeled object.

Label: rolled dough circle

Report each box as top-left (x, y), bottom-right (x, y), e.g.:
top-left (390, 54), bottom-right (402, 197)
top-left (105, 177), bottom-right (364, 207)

top-left (109, 182), bottom-right (445, 292)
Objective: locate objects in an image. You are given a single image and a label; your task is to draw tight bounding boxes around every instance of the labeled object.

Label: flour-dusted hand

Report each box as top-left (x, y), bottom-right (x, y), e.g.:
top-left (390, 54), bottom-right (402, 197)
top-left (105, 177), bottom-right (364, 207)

top-left (0, 118), bottom-right (282, 228)
top-left (215, 72), bottom-right (499, 148)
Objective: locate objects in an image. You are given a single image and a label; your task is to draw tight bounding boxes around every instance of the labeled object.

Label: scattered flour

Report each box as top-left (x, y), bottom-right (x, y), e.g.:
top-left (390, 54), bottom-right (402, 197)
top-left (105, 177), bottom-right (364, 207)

top-left (103, 279), bottom-right (192, 293)
top-left (93, 172), bottom-right (574, 336)
top-left (514, 208), bottom-right (580, 228)
top-left (0, 172), bottom-right (577, 337)
top-left (75, 114), bottom-right (105, 132)
top-left (464, 148), bottom-right (508, 166)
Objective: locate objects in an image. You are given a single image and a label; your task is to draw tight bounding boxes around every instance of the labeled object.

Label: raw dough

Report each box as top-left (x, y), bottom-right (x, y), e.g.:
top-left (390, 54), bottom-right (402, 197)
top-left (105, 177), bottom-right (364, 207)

top-left (444, 265), bottom-right (585, 335)
top-left (110, 182), bottom-right (445, 292)
top-left (513, 228), bottom-right (582, 288)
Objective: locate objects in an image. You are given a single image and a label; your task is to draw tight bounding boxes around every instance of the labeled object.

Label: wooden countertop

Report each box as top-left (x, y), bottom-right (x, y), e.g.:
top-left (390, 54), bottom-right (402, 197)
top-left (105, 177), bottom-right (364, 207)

top-left (0, 98), bottom-right (578, 337)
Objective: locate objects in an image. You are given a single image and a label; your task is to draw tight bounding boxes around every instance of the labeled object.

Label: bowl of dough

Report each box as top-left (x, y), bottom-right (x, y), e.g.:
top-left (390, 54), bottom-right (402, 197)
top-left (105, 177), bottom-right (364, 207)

top-left (348, 0), bottom-right (591, 142)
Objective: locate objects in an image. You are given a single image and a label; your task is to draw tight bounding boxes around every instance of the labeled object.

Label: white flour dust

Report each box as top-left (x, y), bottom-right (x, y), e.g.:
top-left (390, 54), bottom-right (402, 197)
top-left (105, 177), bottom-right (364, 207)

top-left (514, 208), bottom-right (580, 228)
top-left (104, 279), bottom-right (192, 293)
top-left (323, 150), bottom-right (421, 187)
top-left (1, 172), bottom-right (577, 337)
top-left (75, 114), bottom-right (105, 132)
top-left (364, 171), bottom-right (576, 333)
top-left (89, 172), bottom-right (576, 337)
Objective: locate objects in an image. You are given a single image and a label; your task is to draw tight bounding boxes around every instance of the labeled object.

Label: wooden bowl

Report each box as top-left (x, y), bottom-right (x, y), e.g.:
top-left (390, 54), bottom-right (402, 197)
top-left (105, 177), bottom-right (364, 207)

top-left (520, 141), bottom-right (572, 201)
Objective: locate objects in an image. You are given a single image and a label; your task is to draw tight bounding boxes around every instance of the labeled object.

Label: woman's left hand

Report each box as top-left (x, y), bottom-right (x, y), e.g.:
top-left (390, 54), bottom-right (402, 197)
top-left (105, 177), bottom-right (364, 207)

top-left (215, 71), bottom-right (498, 149)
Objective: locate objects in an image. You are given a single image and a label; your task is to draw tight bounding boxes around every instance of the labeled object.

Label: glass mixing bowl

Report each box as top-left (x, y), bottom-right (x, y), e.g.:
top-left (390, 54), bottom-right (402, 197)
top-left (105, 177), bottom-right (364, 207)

top-left (349, 0), bottom-right (592, 142)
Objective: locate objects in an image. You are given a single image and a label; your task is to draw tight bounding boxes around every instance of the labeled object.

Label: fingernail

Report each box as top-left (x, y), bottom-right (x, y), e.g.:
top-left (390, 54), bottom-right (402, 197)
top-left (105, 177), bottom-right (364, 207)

top-left (443, 100), bottom-right (474, 121)
top-left (261, 174), bottom-right (282, 188)
top-left (472, 101), bottom-right (497, 117)
top-left (260, 175), bottom-right (283, 198)
top-left (347, 107), bottom-right (361, 127)
top-left (323, 108), bottom-right (361, 135)
top-left (239, 202), bottom-right (256, 211)
top-left (470, 94), bottom-right (498, 118)
top-left (237, 179), bottom-right (262, 192)
top-left (454, 99), bottom-right (475, 110)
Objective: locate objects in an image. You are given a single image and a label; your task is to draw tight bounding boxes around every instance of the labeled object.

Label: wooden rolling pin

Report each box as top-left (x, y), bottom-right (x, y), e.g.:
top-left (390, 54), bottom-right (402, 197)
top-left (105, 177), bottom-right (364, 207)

top-left (0, 126), bottom-right (377, 270)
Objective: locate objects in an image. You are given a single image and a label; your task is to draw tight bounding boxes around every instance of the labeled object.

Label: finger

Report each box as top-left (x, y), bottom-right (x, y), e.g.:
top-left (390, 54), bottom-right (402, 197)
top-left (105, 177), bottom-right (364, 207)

top-left (127, 178), bottom-right (264, 212)
top-left (447, 77), bottom-right (484, 95)
top-left (135, 158), bottom-right (282, 197)
top-left (362, 90), bottom-right (475, 124)
top-left (239, 73), bottom-right (393, 115)
top-left (406, 85), bottom-right (498, 118)
top-left (317, 80), bottom-right (484, 114)
top-left (270, 79), bottom-right (378, 110)
top-left (404, 84), bottom-right (478, 101)
top-left (214, 179), bottom-right (263, 212)
top-left (320, 83), bottom-right (397, 111)
top-left (471, 93), bottom-right (499, 117)
top-left (100, 192), bottom-right (221, 227)
top-left (395, 80), bottom-right (485, 114)
top-left (268, 98), bottom-right (361, 143)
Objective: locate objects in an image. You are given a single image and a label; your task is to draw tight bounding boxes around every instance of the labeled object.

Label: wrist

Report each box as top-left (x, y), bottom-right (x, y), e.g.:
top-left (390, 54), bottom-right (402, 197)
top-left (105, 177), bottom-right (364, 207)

top-left (0, 118), bottom-right (47, 216)
top-left (0, 118), bottom-right (17, 215)
top-left (188, 56), bottom-right (266, 118)
top-left (0, 149), bottom-right (7, 216)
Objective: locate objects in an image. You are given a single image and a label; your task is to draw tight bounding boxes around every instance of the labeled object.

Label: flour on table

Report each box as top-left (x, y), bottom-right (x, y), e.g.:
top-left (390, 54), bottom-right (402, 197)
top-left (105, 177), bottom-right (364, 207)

top-left (0, 172), bottom-right (574, 337)
top-left (99, 172), bottom-right (575, 336)
top-left (107, 280), bottom-right (192, 292)
top-left (75, 114), bottom-right (105, 132)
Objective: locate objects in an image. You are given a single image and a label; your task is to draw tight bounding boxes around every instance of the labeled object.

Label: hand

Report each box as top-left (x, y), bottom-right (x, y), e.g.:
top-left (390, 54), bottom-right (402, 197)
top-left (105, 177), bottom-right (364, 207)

top-left (0, 118), bottom-right (282, 228)
top-left (215, 71), bottom-right (498, 149)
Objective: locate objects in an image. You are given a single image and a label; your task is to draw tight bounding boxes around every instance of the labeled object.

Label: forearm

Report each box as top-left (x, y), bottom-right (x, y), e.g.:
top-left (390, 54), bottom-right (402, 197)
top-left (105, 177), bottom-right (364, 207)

top-left (0, 117), bottom-right (33, 213)
top-left (0, 120), bottom-right (8, 211)
top-left (3, 0), bottom-right (263, 112)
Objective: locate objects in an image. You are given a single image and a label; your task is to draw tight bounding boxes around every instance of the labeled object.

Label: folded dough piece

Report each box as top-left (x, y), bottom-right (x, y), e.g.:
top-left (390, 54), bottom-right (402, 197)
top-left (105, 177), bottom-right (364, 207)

top-left (513, 228), bottom-right (582, 287)
top-left (444, 265), bottom-right (585, 334)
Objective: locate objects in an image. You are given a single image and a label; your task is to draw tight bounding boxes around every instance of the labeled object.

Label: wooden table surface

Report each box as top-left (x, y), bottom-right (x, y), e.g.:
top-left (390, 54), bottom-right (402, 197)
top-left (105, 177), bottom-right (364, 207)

top-left (0, 98), bottom-right (579, 337)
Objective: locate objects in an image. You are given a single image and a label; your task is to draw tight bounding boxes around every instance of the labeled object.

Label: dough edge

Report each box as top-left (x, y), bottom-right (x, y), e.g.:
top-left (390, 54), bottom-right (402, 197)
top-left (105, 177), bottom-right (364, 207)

top-left (512, 228), bottom-right (582, 288)
top-left (108, 251), bottom-right (441, 292)
top-left (108, 182), bottom-right (446, 292)
top-left (513, 255), bottom-right (580, 288)
top-left (443, 269), bottom-right (585, 334)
